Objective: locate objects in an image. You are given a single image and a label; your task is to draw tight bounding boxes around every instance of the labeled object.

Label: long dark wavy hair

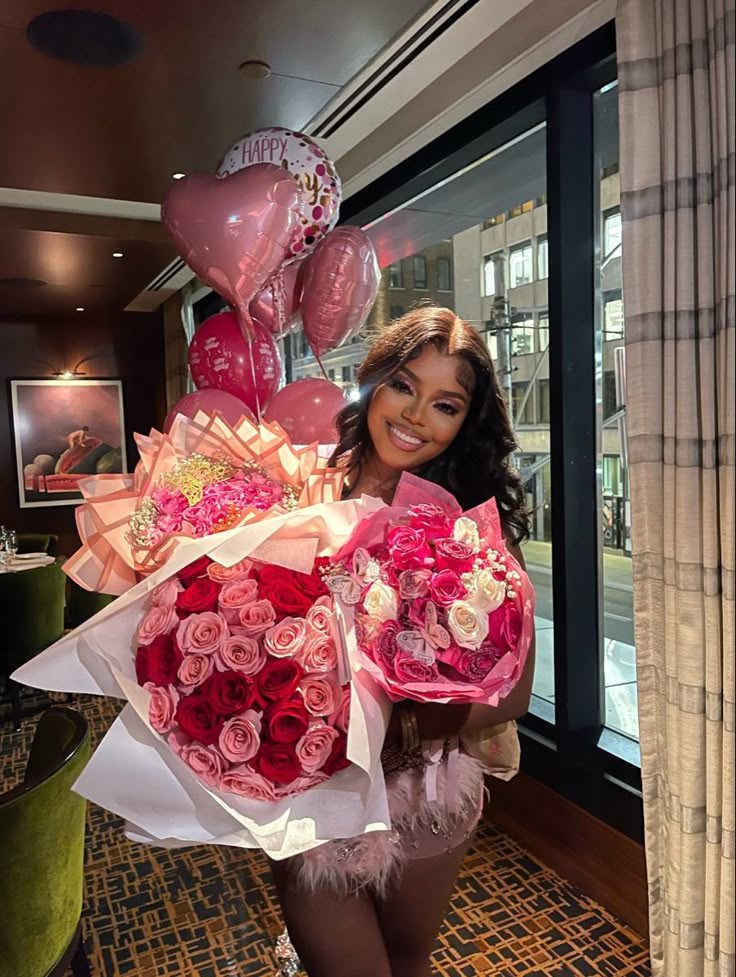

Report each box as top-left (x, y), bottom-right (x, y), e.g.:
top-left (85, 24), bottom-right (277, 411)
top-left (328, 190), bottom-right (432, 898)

top-left (329, 306), bottom-right (530, 543)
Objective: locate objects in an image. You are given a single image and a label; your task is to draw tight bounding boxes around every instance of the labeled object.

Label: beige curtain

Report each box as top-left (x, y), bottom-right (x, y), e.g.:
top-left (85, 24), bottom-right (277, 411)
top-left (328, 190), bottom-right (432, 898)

top-left (617, 1), bottom-right (735, 974)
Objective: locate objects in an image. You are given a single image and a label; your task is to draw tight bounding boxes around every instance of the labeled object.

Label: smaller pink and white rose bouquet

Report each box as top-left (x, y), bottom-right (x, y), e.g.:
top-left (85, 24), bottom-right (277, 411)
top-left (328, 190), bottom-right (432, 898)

top-left (324, 473), bottom-right (535, 705)
top-left (135, 554), bottom-right (354, 802)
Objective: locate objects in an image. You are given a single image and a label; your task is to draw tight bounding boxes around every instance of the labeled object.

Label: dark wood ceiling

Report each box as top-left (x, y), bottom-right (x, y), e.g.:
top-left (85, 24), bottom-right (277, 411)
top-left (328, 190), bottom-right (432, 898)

top-left (0, 0), bottom-right (432, 317)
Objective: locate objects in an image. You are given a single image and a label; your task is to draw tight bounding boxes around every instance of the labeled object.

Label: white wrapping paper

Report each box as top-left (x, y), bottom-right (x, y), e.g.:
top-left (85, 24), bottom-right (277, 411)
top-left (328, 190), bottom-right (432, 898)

top-left (13, 496), bottom-right (395, 859)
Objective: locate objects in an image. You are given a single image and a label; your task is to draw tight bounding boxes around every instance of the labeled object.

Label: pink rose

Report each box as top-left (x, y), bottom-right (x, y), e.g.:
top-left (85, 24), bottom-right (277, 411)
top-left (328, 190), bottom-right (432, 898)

top-left (374, 620), bottom-right (400, 672)
top-left (295, 721), bottom-right (340, 774)
top-left (305, 596), bottom-right (334, 634)
top-left (218, 711), bottom-right (262, 763)
top-left (150, 578), bottom-right (183, 606)
top-left (137, 604), bottom-right (179, 646)
top-left (393, 652), bottom-right (439, 684)
top-left (387, 525), bottom-right (434, 570)
top-left (488, 602), bottom-right (522, 651)
top-left (177, 652), bottom-right (214, 689)
top-left (434, 538), bottom-right (476, 574)
top-left (178, 742), bottom-right (228, 787)
top-left (298, 632), bottom-right (338, 673)
top-left (176, 611), bottom-right (228, 655)
top-left (167, 727), bottom-right (191, 755)
top-left (274, 771), bottom-right (330, 797)
top-left (398, 569), bottom-right (432, 600)
top-left (207, 559), bottom-right (253, 583)
top-left (235, 599), bottom-right (277, 637)
top-left (264, 617), bottom-right (309, 659)
top-left (218, 765), bottom-right (277, 801)
top-left (218, 578), bottom-right (259, 624)
top-left (156, 513), bottom-right (184, 535)
top-left (298, 674), bottom-right (341, 717)
top-left (145, 683), bottom-right (179, 733)
top-left (215, 635), bottom-right (265, 675)
top-left (439, 643), bottom-right (499, 684)
top-left (152, 488), bottom-right (188, 516)
top-left (328, 687), bottom-right (351, 733)
top-left (429, 568), bottom-right (467, 607)
top-left (408, 503), bottom-right (453, 541)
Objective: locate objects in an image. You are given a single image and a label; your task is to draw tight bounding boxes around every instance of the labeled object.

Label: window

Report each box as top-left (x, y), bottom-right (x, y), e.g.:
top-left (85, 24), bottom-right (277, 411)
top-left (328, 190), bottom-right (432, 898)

top-left (483, 255), bottom-right (497, 296)
top-left (537, 234), bottom-right (548, 279)
top-left (596, 83), bottom-right (636, 747)
top-left (328, 368), bottom-right (335, 381)
top-left (388, 262), bottom-right (403, 288)
top-left (390, 304), bottom-right (405, 319)
top-left (511, 381), bottom-right (535, 425)
top-left (511, 315), bottom-right (534, 355)
top-left (509, 242), bottom-right (533, 287)
top-left (301, 331), bottom-right (310, 357)
top-left (537, 315), bottom-right (549, 353)
top-left (342, 366), bottom-right (352, 382)
top-left (537, 378), bottom-right (550, 424)
top-left (603, 206), bottom-right (621, 258)
top-left (437, 257), bottom-right (452, 291)
top-left (603, 290), bottom-right (624, 339)
top-left (413, 255), bottom-right (427, 288)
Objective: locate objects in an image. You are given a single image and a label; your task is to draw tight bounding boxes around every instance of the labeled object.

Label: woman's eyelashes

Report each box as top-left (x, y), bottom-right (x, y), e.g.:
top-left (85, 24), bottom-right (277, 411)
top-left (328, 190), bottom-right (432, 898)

top-left (388, 376), bottom-right (460, 417)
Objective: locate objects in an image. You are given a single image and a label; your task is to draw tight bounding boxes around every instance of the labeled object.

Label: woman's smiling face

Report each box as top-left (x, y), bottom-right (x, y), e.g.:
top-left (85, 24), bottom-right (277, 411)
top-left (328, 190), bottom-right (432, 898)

top-left (366, 344), bottom-right (473, 473)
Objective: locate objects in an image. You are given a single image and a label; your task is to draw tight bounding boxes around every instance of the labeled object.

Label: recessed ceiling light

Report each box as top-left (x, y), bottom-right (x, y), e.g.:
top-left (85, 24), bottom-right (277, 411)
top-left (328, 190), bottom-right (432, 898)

top-left (172, 172), bottom-right (186, 180)
top-left (76, 307), bottom-right (85, 312)
top-left (112, 251), bottom-right (124, 258)
top-left (26, 10), bottom-right (144, 67)
top-left (238, 60), bottom-right (271, 80)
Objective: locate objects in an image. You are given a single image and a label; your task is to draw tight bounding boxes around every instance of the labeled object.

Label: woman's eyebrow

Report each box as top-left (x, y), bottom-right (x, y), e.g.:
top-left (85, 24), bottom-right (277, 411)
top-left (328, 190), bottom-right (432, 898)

top-left (401, 365), bottom-right (469, 403)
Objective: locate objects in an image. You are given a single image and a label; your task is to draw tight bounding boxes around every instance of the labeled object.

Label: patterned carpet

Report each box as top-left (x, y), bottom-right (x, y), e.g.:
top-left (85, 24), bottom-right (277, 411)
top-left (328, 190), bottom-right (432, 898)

top-left (1, 690), bottom-right (651, 977)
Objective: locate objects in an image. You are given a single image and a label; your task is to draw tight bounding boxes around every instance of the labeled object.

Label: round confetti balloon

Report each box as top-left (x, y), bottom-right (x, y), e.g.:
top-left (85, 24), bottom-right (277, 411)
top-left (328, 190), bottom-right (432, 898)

top-left (217, 126), bottom-right (341, 261)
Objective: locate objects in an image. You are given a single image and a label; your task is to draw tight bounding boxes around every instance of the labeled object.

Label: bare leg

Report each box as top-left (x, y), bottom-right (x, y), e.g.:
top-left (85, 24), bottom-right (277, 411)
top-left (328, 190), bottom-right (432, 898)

top-left (375, 838), bottom-right (472, 977)
top-left (270, 859), bottom-right (392, 977)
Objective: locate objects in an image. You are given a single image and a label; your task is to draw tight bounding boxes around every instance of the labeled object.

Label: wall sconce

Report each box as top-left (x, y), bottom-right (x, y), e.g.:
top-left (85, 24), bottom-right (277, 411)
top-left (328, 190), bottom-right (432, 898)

top-left (40, 354), bottom-right (101, 378)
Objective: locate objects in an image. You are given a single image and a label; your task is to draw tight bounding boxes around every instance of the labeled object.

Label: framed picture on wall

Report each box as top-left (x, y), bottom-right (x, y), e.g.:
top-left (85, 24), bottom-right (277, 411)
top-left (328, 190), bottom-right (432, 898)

top-left (9, 378), bottom-right (128, 508)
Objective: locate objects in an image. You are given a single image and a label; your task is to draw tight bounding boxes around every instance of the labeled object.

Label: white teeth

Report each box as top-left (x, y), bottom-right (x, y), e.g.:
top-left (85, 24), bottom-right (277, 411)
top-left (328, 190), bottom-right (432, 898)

top-left (389, 423), bottom-right (422, 446)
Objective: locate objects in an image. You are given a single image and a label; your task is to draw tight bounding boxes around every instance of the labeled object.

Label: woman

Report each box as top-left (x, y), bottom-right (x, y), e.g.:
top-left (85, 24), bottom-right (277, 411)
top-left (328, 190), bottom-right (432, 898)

top-left (272, 307), bottom-right (536, 977)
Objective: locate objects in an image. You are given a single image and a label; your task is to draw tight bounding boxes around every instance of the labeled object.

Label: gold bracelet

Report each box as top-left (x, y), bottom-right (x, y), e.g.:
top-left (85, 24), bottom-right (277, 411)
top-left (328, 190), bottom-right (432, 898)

top-left (400, 704), bottom-right (420, 753)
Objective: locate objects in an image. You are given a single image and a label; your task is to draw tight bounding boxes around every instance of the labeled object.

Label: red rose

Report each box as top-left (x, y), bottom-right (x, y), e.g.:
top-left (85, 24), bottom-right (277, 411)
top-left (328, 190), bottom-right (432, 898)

top-left (176, 578), bottom-right (221, 617)
top-left (375, 620), bottom-right (400, 672)
top-left (322, 734), bottom-right (351, 777)
top-left (488, 602), bottom-right (522, 651)
top-left (135, 646), bottom-right (149, 685)
top-left (260, 576), bottom-right (313, 619)
top-left (294, 567), bottom-right (328, 599)
top-left (408, 503), bottom-right (453, 541)
top-left (387, 525), bottom-right (434, 570)
top-left (201, 670), bottom-right (254, 715)
top-left (264, 699), bottom-right (310, 744)
top-left (434, 538), bottom-right (475, 574)
top-left (178, 556), bottom-right (213, 586)
top-left (429, 568), bottom-right (466, 607)
top-left (175, 695), bottom-right (222, 745)
top-left (146, 634), bottom-right (182, 687)
top-left (255, 658), bottom-right (304, 705)
top-left (256, 742), bottom-right (302, 785)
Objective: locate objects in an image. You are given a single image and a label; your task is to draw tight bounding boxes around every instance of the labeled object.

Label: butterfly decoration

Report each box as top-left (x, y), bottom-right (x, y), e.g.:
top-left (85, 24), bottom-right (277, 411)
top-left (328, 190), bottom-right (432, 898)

top-left (324, 547), bottom-right (377, 605)
top-left (396, 602), bottom-right (451, 664)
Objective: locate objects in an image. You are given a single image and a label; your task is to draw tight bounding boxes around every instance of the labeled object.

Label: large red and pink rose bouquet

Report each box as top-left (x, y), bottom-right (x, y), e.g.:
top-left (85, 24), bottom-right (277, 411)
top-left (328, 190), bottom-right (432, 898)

top-left (135, 554), bottom-right (354, 801)
top-left (326, 473), bottom-right (535, 705)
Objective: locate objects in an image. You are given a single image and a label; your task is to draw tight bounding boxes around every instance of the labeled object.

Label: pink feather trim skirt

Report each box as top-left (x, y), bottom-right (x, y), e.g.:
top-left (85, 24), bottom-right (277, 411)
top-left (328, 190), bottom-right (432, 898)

top-left (284, 751), bottom-right (486, 897)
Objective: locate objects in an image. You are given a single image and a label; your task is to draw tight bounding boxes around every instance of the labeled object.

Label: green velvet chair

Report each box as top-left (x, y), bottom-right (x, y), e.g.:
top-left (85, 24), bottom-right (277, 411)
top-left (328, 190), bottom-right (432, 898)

top-left (16, 533), bottom-right (59, 557)
top-left (1, 561), bottom-right (66, 728)
top-left (0, 707), bottom-right (91, 977)
top-left (66, 580), bottom-right (116, 630)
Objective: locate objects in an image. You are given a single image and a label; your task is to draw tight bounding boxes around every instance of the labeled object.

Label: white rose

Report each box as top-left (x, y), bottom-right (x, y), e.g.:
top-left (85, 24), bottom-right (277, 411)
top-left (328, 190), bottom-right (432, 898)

top-left (452, 516), bottom-right (481, 553)
top-left (469, 568), bottom-right (506, 613)
top-left (363, 580), bottom-right (398, 623)
top-left (447, 599), bottom-right (489, 650)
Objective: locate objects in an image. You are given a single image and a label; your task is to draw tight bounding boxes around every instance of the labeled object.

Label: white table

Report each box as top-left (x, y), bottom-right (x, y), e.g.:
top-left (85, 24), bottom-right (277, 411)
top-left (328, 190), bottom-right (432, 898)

top-left (0, 554), bottom-right (55, 573)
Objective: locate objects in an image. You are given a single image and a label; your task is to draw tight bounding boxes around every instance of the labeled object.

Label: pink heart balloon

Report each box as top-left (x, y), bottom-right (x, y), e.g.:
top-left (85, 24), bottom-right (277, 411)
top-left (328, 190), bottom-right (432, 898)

top-left (162, 163), bottom-right (301, 336)
top-left (300, 226), bottom-right (380, 358)
top-left (249, 258), bottom-right (309, 339)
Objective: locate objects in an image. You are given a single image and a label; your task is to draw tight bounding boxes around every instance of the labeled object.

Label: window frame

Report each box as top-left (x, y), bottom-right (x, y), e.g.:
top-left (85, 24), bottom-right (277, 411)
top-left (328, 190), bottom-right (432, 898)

top-left (437, 256), bottom-right (453, 291)
top-left (388, 261), bottom-right (403, 288)
top-left (509, 240), bottom-right (533, 288)
top-left (340, 24), bottom-right (643, 842)
top-left (413, 254), bottom-right (428, 289)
